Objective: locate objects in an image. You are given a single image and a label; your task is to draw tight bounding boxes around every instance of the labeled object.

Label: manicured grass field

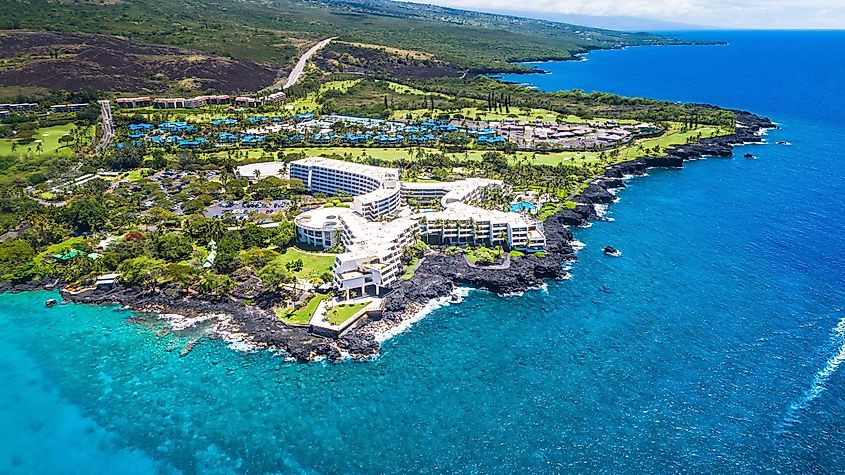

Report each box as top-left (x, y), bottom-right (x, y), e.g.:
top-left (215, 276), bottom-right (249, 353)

top-left (391, 106), bottom-right (637, 125)
top-left (276, 247), bottom-right (335, 280)
top-left (324, 301), bottom-right (369, 325)
top-left (521, 124), bottom-right (732, 167)
top-left (0, 124), bottom-right (93, 157)
top-left (286, 79), bottom-right (363, 114)
top-left (386, 81), bottom-right (451, 99)
top-left (276, 293), bottom-right (329, 325)
top-left (123, 168), bottom-right (151, 181)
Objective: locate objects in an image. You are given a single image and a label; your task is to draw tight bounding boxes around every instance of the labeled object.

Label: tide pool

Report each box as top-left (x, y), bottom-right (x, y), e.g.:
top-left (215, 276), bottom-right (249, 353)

top-left (2, 31), bottom-right (845, 473)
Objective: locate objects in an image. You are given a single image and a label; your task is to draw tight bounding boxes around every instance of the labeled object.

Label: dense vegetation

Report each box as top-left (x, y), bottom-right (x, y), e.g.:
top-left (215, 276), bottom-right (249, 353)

top-left (0, 0), bottom-right (689, 72)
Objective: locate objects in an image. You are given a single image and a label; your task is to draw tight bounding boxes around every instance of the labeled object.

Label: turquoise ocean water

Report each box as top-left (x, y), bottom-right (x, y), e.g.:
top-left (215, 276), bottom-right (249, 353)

top-left (2, 31), bottom-right (845, 473)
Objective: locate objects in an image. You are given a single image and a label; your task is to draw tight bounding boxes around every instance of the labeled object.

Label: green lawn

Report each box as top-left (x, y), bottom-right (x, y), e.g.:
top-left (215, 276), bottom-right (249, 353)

top-left (34, 236), bottom-right (87, 264)
top-left (390, 106), bottom-right (637, 124)
top-left (401, 257), bottom-right (419, 281)
top-left (285, 79), bottom-right (364, 115)
top-left (276, 247), bottom-right (335, 280)
top-left (276, 293), bottom-right (329, 325)
top-left (324, 301), bottom-right (369, 325)
top-left (518, 124), bottom-right (732, 167)
top-left (123, 168), bottom-right (151, 181)
top-left (0, 124), bottom-right (93, 157)
top-left (115, 107), bottom-right (274, 123)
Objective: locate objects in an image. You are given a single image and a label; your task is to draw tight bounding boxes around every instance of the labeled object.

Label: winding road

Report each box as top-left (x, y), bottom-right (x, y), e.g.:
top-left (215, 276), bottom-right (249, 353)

top-left (282, 37), bottom-right (335, 90)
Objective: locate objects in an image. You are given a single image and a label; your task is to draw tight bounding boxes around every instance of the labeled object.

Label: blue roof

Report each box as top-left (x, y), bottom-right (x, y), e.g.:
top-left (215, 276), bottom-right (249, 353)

top-left (128, 123), bottom-right (154, 131)
top-left (241, 134), bottom-right (265, 144)
top-left (374, 134), bottom-right (404, 143)
top-left (211, 118), bottom-right (237, 125)
top-left (218, 132), bottom-right (238, 141)
top-left (159, 121), bottom-right (195, 133)
top-left (477, 135), bottom-right (507, 144)
top-left (177, 138), bottom-right (209, 148)
top-left (128, 132), bottom-right (145, 139)
top-left (296, 113), bottom-right (314, 120)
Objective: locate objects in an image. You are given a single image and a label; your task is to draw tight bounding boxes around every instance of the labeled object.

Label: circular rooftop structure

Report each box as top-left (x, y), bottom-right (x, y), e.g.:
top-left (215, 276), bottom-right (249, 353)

top-left (295, 206), bottom-right (348, 232)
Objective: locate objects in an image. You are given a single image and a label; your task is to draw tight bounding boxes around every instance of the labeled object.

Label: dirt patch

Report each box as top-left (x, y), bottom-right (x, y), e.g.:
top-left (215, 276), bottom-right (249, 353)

top-left (0, 30), bottom-right (285, 93)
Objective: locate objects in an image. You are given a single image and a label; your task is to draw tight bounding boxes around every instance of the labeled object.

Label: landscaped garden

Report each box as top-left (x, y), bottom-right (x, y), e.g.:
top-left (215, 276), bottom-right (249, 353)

top-left (276, 293), bottom-right (330, 325)
top-left (324, 301), bottom-right (370, 325)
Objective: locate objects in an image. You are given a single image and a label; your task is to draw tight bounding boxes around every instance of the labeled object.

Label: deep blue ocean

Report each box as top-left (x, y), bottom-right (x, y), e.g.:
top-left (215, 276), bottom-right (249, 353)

top-left (2, 31), bottom-right (845, 474)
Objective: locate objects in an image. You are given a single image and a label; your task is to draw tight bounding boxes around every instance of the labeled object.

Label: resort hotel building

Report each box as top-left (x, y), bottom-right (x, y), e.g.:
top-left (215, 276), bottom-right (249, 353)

top-left (247, 157), bottom-right (546, 297)
top-left (289, 156), bottom-right (402, 220)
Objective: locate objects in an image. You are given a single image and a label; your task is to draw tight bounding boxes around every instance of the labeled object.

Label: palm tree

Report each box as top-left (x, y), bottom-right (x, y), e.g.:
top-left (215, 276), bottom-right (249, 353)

top-left (207, 219), bottom-right (226, 241)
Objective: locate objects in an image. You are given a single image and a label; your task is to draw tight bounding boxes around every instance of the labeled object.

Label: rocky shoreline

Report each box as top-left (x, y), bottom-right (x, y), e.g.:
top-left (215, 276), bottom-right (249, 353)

top-left (342, 110), bottom-right (776, 350)
top-left (6, 110), bottom-right (774, 362)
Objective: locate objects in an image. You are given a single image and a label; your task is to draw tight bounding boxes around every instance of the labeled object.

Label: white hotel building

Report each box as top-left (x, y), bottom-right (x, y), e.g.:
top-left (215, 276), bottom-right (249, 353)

top-left (289, 157), bottom-right (402, 220)
top-left (252, 157), bottom-right (546, 297)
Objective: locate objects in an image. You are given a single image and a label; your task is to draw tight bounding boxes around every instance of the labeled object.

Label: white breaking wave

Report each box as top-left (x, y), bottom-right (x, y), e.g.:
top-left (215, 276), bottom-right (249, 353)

top-left (781, 318), bottom-right (845, 428)
top-left (594, 204), bottom-right (609, 217)
top-left (499, 282), bottom-right (549, 298)
top-left (374, 287), bottom-right (473, 343)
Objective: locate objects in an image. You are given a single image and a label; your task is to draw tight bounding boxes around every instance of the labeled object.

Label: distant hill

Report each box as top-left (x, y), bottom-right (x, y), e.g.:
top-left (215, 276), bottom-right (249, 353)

top-left (476, 10), bottom-right (716, 32)
top-left (0, 0), bottom-right (689, 74)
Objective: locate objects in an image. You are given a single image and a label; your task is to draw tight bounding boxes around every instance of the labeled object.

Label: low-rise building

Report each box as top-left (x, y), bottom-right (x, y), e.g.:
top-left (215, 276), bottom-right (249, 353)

top-left (49, 103), bottom-right (90, 112)
top-left (116, 97), bottom-right (152, 108)
top-left (0, 103), bottom-right (37, 111)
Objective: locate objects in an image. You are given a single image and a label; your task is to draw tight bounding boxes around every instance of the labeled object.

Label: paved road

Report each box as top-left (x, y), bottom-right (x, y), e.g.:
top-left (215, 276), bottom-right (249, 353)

top-left (283, 37), bottom-right (335, 90)
top-left (94, 99), bottom-right (114, 153)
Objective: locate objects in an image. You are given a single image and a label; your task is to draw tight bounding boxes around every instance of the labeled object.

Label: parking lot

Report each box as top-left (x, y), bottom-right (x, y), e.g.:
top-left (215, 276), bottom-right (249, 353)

top-left (205, 199), bottom-right (291, 220)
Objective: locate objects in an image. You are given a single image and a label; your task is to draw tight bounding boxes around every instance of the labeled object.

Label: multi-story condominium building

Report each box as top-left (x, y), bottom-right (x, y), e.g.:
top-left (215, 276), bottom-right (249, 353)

top-left (294, 207), bottom-right (344, 249)
top-left (418, 202), bottom-right (545, 252)
top-left (331, 212), bottom-right (417, 297)
top-left (290, 157), bottom-right (545, 297)
top-left (401, 178), bottom-right (504, 207)
top-left (289, 157), bottom-right (402, 220)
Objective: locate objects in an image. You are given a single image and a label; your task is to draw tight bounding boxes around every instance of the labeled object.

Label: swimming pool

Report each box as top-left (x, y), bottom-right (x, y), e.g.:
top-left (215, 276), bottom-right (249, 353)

top-left (510, 201), bottom-right (538, 213)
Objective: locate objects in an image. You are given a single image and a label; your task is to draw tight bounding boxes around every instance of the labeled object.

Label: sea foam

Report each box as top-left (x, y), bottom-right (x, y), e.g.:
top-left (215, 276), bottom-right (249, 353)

top-left (374, 287), bottom-right (473, 343)
top-left (781, 317), bottom-right (845, 428)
